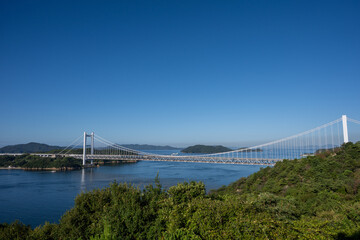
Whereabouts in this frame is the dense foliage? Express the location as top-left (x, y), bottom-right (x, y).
top-left (0, 155), bottom-right (82, 169)
top-left (181, 144), bottom-right (232, 153)
top-left (1, 142), bottom-right (360, 239)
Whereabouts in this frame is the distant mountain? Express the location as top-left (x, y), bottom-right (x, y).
top-left (121, 144), bottom-right (181, 150)
top-left (0, 142), bottom-right (64, 153)
top-left (181, 145), bottom-right (232, 154)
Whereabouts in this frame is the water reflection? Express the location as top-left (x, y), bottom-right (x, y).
top-left (81, 168), bottom-right (85, 192)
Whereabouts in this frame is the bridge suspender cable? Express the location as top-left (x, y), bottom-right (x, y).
top-left (57, 135), bottom-right (83, 155)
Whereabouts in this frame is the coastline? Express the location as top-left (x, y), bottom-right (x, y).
top-left (0, 166), bottom-right (82, 171)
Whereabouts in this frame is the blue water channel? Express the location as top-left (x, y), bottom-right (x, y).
top-left (0, 154), bottom-right (262, 228)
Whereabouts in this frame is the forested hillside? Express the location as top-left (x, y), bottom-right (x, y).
top-left (0, 155), bottom-right (82, 170)
top-left (1, 142), bottom-right (360, 239)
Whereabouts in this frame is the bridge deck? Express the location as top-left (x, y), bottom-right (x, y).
top-left (63, 154), bottom-right (280, 165)
top-left (0, 153), bottom-right (281, 165)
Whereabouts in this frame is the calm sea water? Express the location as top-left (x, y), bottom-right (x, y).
top-left (0, 150), bottom-right (262, 227)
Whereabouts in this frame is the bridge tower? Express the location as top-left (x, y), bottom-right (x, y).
top-left (83, 132), bottom-right (94, 165)
top-left (342, 115), bottom-right (349, 143)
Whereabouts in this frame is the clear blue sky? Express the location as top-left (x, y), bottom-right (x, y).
top-left (1, 0), bottom-right (359, 147)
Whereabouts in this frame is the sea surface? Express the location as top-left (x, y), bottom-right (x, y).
top-left (0, 150), bottom-right (262, 227)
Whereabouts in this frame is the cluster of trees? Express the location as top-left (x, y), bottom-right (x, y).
top-left (1, 142), bottom-right (360, 239)
top-left (0, 155), bottom-right (82, 170)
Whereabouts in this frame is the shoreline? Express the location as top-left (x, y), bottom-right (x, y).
top-left (0, 166), bottom-right (83, 171)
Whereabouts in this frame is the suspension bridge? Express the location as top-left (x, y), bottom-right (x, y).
top-left (54, 115), bottom-right (360, 166)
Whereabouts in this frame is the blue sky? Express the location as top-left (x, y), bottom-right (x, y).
top-left (1, 0), bottom-right (359, 147)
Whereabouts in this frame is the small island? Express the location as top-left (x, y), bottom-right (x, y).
top-left (181, 145), bottom-right (232, 154)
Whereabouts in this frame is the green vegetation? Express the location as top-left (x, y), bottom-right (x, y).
top-left (1, 142), bottom-right (360, 239)
top-left (181, 144), bottom-right (232, 153)
top-left (0, 142), bottom-right (64, 153)
top-left (0, 155), bottom-right (82, 170)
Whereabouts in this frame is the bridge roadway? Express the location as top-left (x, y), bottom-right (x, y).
top-left (65, 154), bottom-right (279, 165)
top-left (0, 153), bottom-right (280, 165)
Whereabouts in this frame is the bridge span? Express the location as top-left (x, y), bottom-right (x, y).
top-left (57, 115), bottom-right (360, 166)
top-left (63, 154), bottom-right (280, 165)
top-left (0, 153), bottom-right (282, 165)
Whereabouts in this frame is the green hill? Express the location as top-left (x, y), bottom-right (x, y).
top-left (0, 142), bottom-right (63, 153)
top-left (181, 144), bottom-right (232, 153)
top-left (213, 143), bottom-right (360, 199)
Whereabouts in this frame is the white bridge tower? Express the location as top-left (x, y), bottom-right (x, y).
top-left (342, 115), bottom-right (349, 144)
top-left (83, 132), bottom-right (94, 165)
